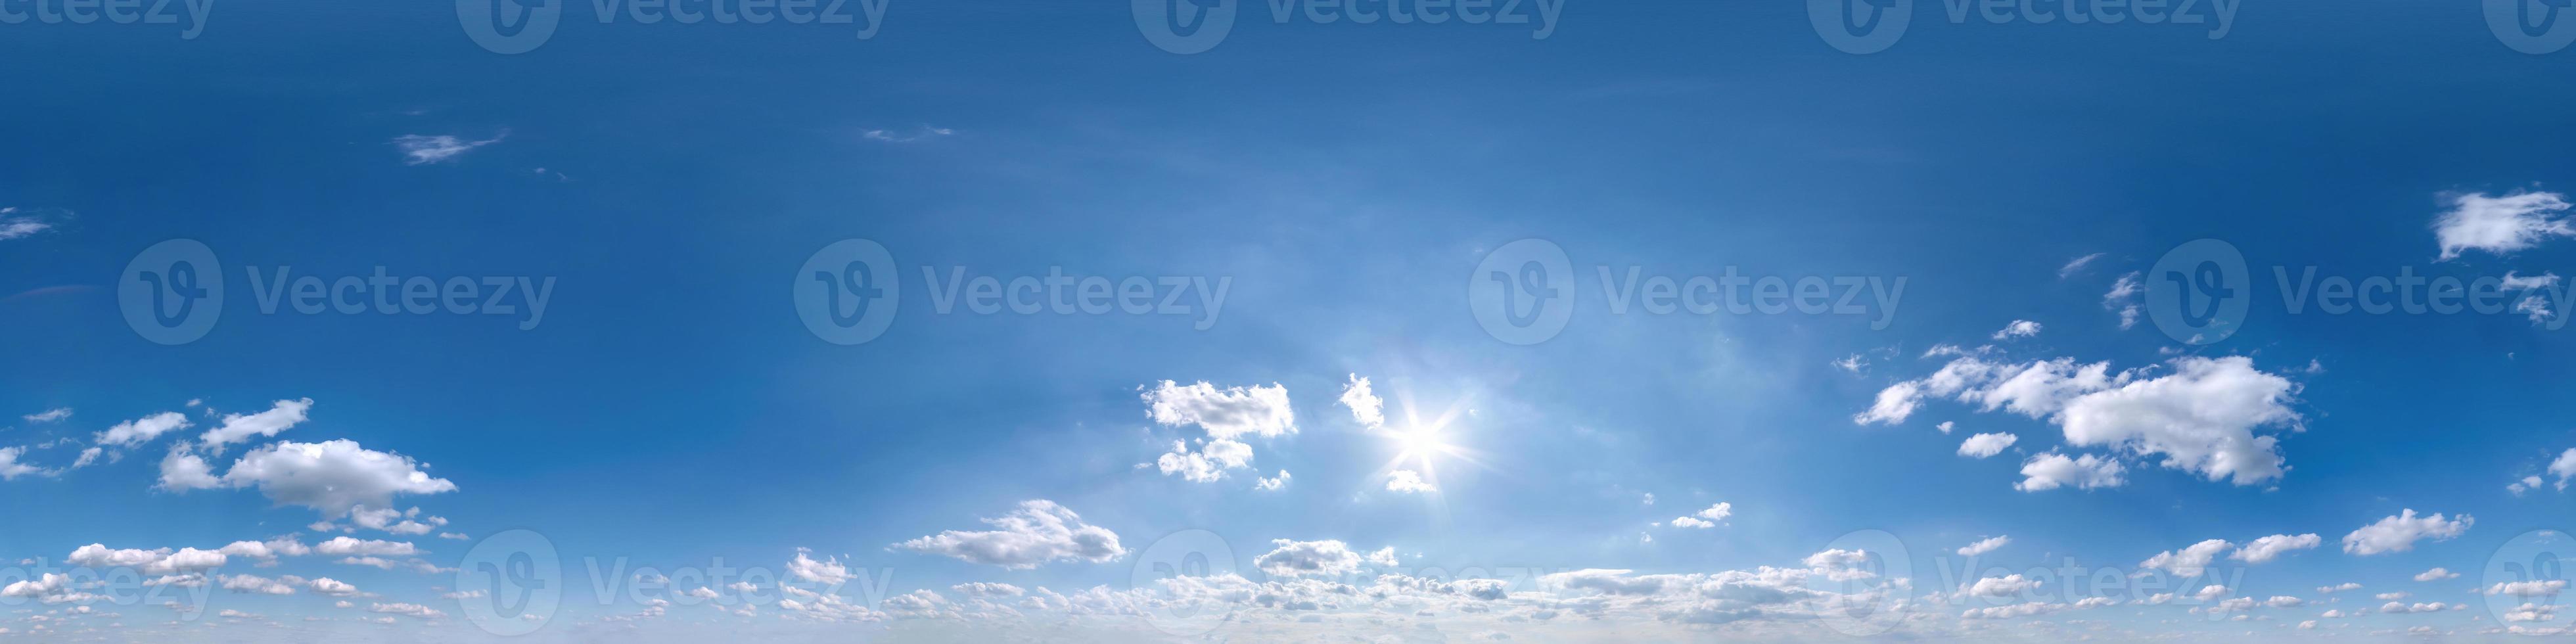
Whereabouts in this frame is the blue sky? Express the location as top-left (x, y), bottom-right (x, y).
top-left (3, 0), bottom-right (2576, 641)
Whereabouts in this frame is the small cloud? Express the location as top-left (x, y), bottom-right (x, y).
top-left (2059, 252), bottom-right (2106, 278)
top-left (393, 132), bottom-right (507, 166)
top-left (862, 126), bottom-right (955, 143)
top-left (0, 207), bottom-right (68, 241)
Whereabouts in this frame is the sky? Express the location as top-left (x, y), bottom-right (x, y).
top-left (3, 0), bottom-right (2576, 641)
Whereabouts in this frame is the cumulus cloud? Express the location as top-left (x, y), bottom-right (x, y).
top-left (97, 411), bottom-right (191, 448)
top-left (1956, 536), bottom-right (2010, 557)
top-left (1255, 540), bottom-right (1392, 578)
top-left (1862, 356), bottom-right (2301, 486)
top-left (892, 500), bottom-right (1126, 569)
top-left (2015, 453), bottom-right (2125, 492)
top-left (1339, 375), bottom-right (1385, 429)
top-left (166, 439), bottom-right (457, 518)
top-left (66, 544), bottom-right (227, 574)
top-left (22, 407), bottom-right (71, 423)
top-left (197, 398), bottom-right (313, 450)
top-left (1958, 432), bottom-right (2017, 459)
top-left (0, 208), bottom-right (61, 241)
top-left (1254, 470), bottom-right (1291, 491)
top-left (2433, 191), bottom-right (2573, 260)
top-left (1385, 469), bottom-right (1437, 494)
top-left (1991, 320), bottom-right (2042, 340)
top-left (1670, 502), bottom-right (1732, 528)
top-left (2342, 509), bottom-right (2472, 556)
top-left (2231, 534), bottom-right (2321, 564)
top-left (1144, 380), bottom-right (1294, 482)
top-left (2413, 567), bottom-right (2460, 582)
top-left (2138, 539), bottom-right (2232, 577)
top-left (1145, 380), bottom-right (1295, 440)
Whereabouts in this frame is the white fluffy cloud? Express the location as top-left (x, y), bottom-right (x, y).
top-left (2341, 509), bottom-right (2472, 556)
top-left (2138, 539), bottom-right (2232, 576)
top-left (892, 500), bottom-right (1127, 569)
top-left (1144, 380), bottom-right (1294, 482)
top-left (2056, 357), bottom-right (2300, 485)
top-left (1670, 503), bottom-right (1732, 529)
top-left (1385, 469), bottom-right (1436, 494)
top-left (198, 398), bottom-right (313, 449)
top-left (96, 411), bottom-right (190, 448)
top-left (1991, 320), bottom-right (2042, 340)
top-left (66, 544), bottom-right (227, 574)
top-left (2433, 191), bottom-right (2573, 260)
top-left (164, 439), bottom-right (457, 518)
top-left (1155, 439), bottom-right (1251, 483)
top-left (2231, 534), bottom-right (2320, 564)
top-left (1862, 356), bottom-right (2300, 486)
top-left (1144, 380), bottom-right (1295, 440)
top-left (1339, 374), bottom-right (1384, 429)
top-left (313, 537), bottom-right (420, 557)
top-left (2414, 567), bottom-right (2461, 582)
top-left (1255, 540), bottom-right (1394, 578)
top-left (2015, 453), bottom-right (2125, 492)
top-left (1956, 536), bottom-right (2010, 557)
top-left (1958, 432), bottom-right (2017, 459)
top-left (20, 407), bottom-right (70, 423)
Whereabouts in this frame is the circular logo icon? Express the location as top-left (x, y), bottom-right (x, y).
top-left (2144, 239), bottom-right (2249, 346)
top-left (457, 529), bottom-right (563, 635)
top-left (2481, 529), bottom-right (2571, 624)
top-left (794, 239), bottom-right (902, 346)
top-left (2487, 0), bottom-right (2576, 54)
top-left (1808, 0), bottom-right (1912, 55)
top-left (118, 239), bottom-right (224, 346)
top-left (1812, 529), bottom-right (1913, 637)
top-left (457, 0), bottom-right (564, 55)
top-left (1130, 529), bottom-right (1237, 636)
top-left (1468, 239), bottom-right (1575, 346)
top-left (1133, 0), bottom-right (1237, 55)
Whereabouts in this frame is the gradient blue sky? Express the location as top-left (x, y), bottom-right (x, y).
top-left (2, 0), bottom-right (2575, 641)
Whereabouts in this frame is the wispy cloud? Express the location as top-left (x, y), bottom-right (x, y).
top-left (392, 132), bottom-right (507, 166)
